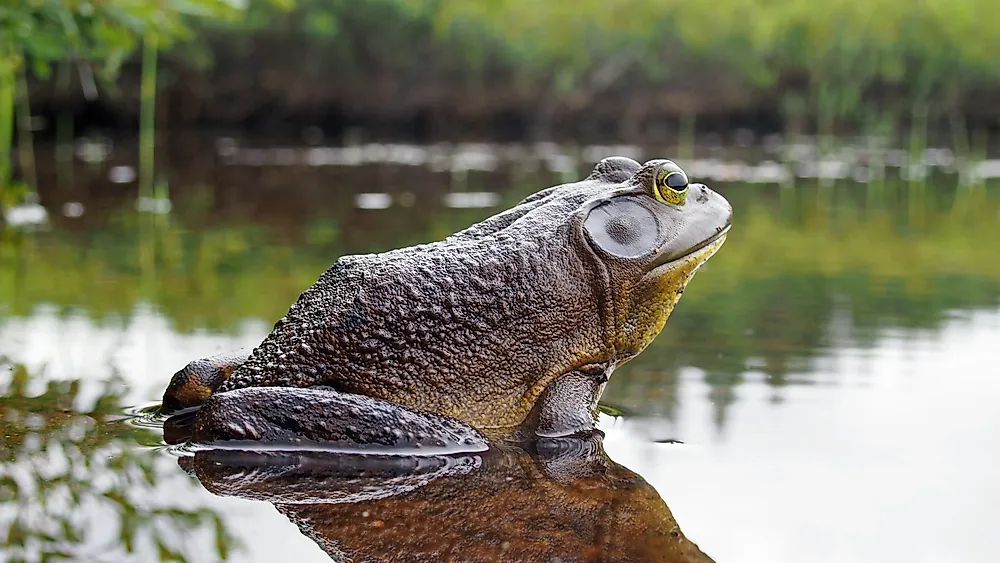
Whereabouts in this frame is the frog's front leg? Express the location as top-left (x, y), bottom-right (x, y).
top-left (189, 386), bottom-right (489, 454)
top-left (161, 351), bottom-right (251, 414)
top-left (521, 366), bottom-right (610, 439)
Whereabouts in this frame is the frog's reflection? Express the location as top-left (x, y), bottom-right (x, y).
top-left (180, 432), bottom-right (714, 562)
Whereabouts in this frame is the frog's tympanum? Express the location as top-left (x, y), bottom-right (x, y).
top-left (161, 157), bottom-right (731, 448)
top-left (181, 433), bottom-right (715, 562)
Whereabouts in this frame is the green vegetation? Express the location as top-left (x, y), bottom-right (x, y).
top-left (429, 0), bottom-right (1000, 150)
top-left (201, 0), bottom-right (1000, 132)
top-left (4, 0), bottom-right (1000, 161)
top-left (609, 181), bottom-right (1000, 423)
top-left (423, 0), bottom-right (1000, 107)
top-left (0, 0), bottom-right (242, 195)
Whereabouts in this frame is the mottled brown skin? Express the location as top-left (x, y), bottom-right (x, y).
top-left (162, 156), bottom-right (732, 446)
top-left (161, 351), bottom-right (248, 413)
top-left (182, 434), bottom-right (716, 562)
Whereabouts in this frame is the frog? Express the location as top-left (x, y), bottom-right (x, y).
top-left (161, 157), bottom-right (732, 449)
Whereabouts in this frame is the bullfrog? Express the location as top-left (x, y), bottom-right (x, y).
top-left (161, 157), bottom-right (731, 448)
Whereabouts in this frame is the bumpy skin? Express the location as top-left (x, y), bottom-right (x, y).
top-left (161, 351), bottom-right (250, 413)
top-left (164, 156), bottom-right (732, 445)
top-left (182, 434), bottom-right (716, 562)
top-left (190, 387), bottom-right (488, 453)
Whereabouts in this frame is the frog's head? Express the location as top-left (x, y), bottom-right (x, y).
top-left (574, 157), bottom-right (731, 364)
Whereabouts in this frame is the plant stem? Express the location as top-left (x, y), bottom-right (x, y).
top-left (865, 108), bottom-right (884, 207)
top-left (14, 63), bottom-right (37, 189)
top-left (0, 57), bottom-right (14, 189)
top-left (908, 102), bottom-right (928, 183)
top-left (56, 111), bottom-right (74, 192)
top-left (907, 102), bottom-right (928, 228)
top-left (817, 86), bottom-right (836, 188)
top-left (55, 60), bottom-right (75, 192)
top-left (969, 127), bottom-right (988, 190)
top-left (949, 111), bottom-right (978, 188)
top-left (139, 34), bottom-right (158, 200)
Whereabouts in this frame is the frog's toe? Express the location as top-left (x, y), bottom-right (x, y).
top-left (161, 351), bottom-right (249, 414)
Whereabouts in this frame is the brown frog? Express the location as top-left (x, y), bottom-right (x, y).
top-left (161, 157), bottom-right (732, 449)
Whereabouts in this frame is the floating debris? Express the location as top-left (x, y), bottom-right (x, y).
top-left (75, 136), bottom-right (112, 163)
top-left (797, 159), bottom-right (852, 180)
top-left (355, 192), bottom-right (392, 209)
top-left (109, 165), bottom-right (136, 184)
top-left (748, 161), bottom-right (792, 184)
top-left (971, 160), bottom-right (1000, 180)
top-left (443, 192), bottom-right (501, 208)
top-left (450, 145), bottom-right (499, 172)
top-left (216, 136), bottom-right (239, 159)
top-left (209, 136), bottom-right (998, 186)
top-left (3, 202), bottom-right (48, 226)
top-left (62, 202), bottom-right (85, 217)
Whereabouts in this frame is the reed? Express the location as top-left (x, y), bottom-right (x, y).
top-left (0, 57), bottom-right (13, 190)
top-left (55, 61), bottom-right (74, 192)
top-left (14, 63), bottom-right (36, 190)
top-left (139, 35), bottom-right (158, 202)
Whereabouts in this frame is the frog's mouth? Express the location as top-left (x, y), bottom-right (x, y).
top-left (647, 223), bottom-right (731, 272)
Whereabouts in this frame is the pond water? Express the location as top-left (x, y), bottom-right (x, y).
top-left (2, 136), bottom-right (999, 562)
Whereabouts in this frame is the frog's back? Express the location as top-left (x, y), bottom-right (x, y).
top-left (219, 212), bottom-right (608, 428)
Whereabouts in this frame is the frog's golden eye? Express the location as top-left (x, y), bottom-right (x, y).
top-left (653, 168), bottom-right (689, 205)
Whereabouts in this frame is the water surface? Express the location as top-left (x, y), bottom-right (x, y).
top-left (2, 137), bottom-right (999, 562)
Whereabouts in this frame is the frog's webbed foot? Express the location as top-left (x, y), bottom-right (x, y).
top-left (161, 351), bottom-right (251, 414)
top-left (187, 386), bottom-right (489, 454)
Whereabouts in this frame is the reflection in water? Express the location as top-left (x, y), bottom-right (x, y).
top-left (182, 433), bottom-right (713, 562)
top-left (0, 360), bottom-right (235, 562)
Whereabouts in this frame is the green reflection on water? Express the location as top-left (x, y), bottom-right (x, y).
top-left (0, 358), bottom-right (236, 562)
top-left (605, 182), bottom-right (1000, 422)
top-left (1, 163), bottom-right (999, 561)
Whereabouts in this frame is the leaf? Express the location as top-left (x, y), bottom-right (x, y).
top-left (23, 32), bottom-right (69, 64)
top-left (214, 515), bottom-right (231, 560)
top-left (155, 534), bottom-right (185, 561)
top-left (60, 518), bottom-right (81, 544)
top-left (29, 57), bottom-right (51, 79)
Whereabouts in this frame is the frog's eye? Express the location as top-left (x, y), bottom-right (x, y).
top-left (653, 168), bottom-right (689, 206)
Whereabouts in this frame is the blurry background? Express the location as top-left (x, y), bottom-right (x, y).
top-left (1, 1), bottom-right (999, 562)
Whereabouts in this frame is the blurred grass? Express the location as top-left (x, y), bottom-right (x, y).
top-left (226, 0), bottom-right (1000, 124)
top-left (4, 0), bottom-right (1000, 146)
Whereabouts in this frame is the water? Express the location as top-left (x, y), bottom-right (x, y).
top-left (2, 136), bottom-right (1000, 562)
